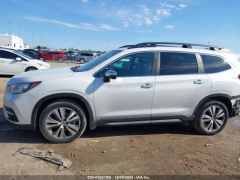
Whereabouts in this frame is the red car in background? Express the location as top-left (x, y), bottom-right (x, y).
top-left (38, 51), bottom-right (66, 61)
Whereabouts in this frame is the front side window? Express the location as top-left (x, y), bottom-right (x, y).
top-left (101, 52), bottom-right (154, 77)
top-left (0, 50), bottom-right (18, 59)
top-left (160, 52), bottom-right (198, 75)
top-left (201, 55), bottom-right (231, 73)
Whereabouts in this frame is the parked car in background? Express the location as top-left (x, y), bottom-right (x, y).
top-left (67, 51), bottom-right (79, 61)
top-left (77, 52), bottom-right (96, 64)
top-left (22, 49), bottom-right (40, 59)
top-left (38, 51), bottom-right (66, 62)
top-left (0, 48), bottom-right (49, 75)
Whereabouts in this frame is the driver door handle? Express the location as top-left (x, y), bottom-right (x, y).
top-left (141, 83), bottom-right (153, 89)
top-left (193, 79), bottom-right (204, 85)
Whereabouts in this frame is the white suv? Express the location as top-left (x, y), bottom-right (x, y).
top-left (0, 48), bottom-right (49, 75)
top-left (3, 42), bottom-right (240, 143)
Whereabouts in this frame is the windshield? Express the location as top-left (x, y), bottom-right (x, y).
top-left (14, 50), bottom-right (33, 60)
top-left (74, 50), bottom-right (122, 72)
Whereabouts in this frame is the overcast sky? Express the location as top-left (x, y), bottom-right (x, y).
top-left (0, 0), bottom-right (239, 53)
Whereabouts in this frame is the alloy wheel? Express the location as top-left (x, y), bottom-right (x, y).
top-left (45, 107), bottom-right (81, 140)
top-left (200, 105), bottom-right (226, 133)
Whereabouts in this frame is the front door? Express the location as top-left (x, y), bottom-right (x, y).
top-left (93, 52), bottom-right (156, 123)
top-left (0, 50), bottom-right (24, 75)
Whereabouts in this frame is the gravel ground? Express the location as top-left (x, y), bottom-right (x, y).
top-left (0, 62), bottom-right (239, 175)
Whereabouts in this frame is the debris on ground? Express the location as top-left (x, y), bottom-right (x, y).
top-left (238, 158), bottom-right (240, 162)
top-left (14, 147), bottom-right (72, 171)
top-left (204, 143), bottom-right (214, 147)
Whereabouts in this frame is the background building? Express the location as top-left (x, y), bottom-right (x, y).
top-left (0, 33), bottom-right (29, 49)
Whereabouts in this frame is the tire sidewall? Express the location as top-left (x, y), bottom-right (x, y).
top-left (195, 101), bottom-right (229, 135)
top-left (79, 58), bottom-right (85, 64)
top-left (39, 101), bottom-right (87, 143)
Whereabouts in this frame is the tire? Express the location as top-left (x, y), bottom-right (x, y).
top-left (39, 100), bottom-right (87, 143)
top-left (58, 58), bottom-right (63, 62)
top-left (193, 100), bottom-right (229, 135)
top-left (25, 67), bottom-right (38, 72)
top-left (79, 58), bottom-right (86, 64)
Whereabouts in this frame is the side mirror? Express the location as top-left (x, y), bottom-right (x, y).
top-left (104, 70), bottom-right (117, 82)
top-left (16, 57), bottom-right (22, 61)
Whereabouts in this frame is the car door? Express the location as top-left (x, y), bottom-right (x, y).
top-left (93, 52), bottom-right (156, 123)
top-left (0, 50), bottom-right (25, 75)
top-left (152, 52), bottom-right (211, 120)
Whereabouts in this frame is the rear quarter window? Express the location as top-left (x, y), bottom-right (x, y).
top-left (201, 55), bottom-right (231, 73)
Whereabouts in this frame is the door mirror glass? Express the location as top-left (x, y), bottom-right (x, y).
top-left (16, 57), bottom-right (22, 61)
top-left (104, 70), bottom-right (117, 82)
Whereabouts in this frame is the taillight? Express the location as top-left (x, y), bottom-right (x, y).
top-left (238, 74), bottom-right (240, 80)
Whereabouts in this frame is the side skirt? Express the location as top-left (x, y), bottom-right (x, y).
top-left (97, 115), bottom-right (194, 127)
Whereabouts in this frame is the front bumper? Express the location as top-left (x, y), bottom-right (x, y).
top-left (3, 92), bottom-right (38, 130)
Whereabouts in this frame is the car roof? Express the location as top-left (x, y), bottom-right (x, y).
top-left (0, 48), bottom-right (15, 52)
top-left (118, 42), bottom-right (237, 58)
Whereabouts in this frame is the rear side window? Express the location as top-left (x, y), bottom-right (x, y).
top-left (160, 52), bottom-right (198, 75)
top-left (201, 55), bottom-right (231, 73)
top-left (81, 53), bottom-right (93, 56)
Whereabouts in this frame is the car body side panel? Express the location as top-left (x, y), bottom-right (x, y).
top-left (4, 71), bottom-right (96, 127)
top-left (0, 57), bottom-right (25, 74)
top-left (93, 76), bottom-right (155, 121)
top-left (152, 74), bottom-right (211, 117)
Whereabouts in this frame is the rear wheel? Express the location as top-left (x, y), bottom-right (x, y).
top-left (79, 58), bottom-right (85, 64)
top-left (193, 100), bottom-right (229, 135)
top-left (39, 100), bottom-right (87, 143)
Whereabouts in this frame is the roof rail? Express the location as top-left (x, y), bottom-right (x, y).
top-left (120, 42), bottom-right (224, 51)
top-left (119, 45), bottom-right (135, 48)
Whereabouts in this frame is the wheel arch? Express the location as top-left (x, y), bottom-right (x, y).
top-left (193, 93), bottom-right (233, 117)
top-left (31, 93), bottom-right (95, 130)
top-left (25, 66), bottom-right (38, 72)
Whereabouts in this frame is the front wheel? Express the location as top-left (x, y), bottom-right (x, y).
top-left (39, 100), bottom-right (87, 143)
top-left (193, 100), bottom-right (229, 135)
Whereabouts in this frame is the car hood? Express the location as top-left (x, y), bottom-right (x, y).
top-left (9, 67), bottom-right (74, 84)
top-left (30, 59), bottom-right (50, 67)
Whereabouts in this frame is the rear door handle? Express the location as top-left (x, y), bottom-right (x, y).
top-left (193, 79), bottom-right (204, 85)
top-left (141, 83), bottom-right (153, 89)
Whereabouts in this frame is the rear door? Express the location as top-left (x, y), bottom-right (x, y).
top-left (152, 52), bottom-right (211, 119)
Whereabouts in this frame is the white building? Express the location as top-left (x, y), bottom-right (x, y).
top-left (0, 33), bottom-right (29, 50)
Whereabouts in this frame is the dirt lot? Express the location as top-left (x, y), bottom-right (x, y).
top-left (0, 62), bottom-right (240, 175)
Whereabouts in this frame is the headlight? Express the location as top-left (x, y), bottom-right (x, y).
top-left (37, 63), bottom-right (43, 66)
top-left (37, 63), bottom-right (49, 67)
top-left (7, 82), bottom-right (41, 94)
